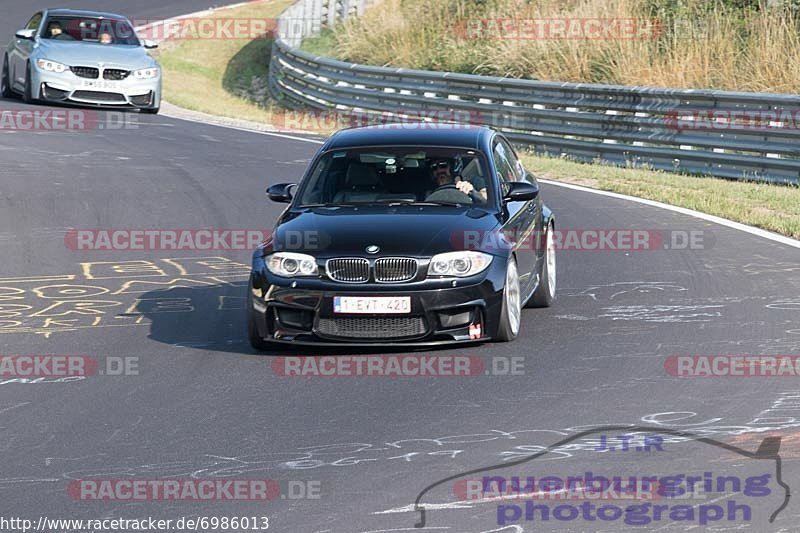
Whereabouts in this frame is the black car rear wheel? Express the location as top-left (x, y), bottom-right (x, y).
top-left (495, 256), bottom-right (521, 342)
top-left (1, 55), bottom-right (15, 98)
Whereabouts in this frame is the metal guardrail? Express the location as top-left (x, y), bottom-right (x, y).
top-left (269, 0), bottom-right (800, 185)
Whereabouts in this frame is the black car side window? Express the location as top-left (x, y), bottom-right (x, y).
top-left (26, 12), bottom-right (43, 32)
top-left (493, 140), bottom-right (516, 196)
top-left (499, 138), bottom-right (525, 181)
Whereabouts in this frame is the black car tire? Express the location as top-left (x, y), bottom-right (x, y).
top-left (1, 55), bottom-right (14, 98)
top-left (494, 256), bottom-right (521, 342)
top-left (248, 315), bottom-right (273, 351)
top-left (526, 222), bottom-right (556, 308)
top-left (141, 106), bottom-right (159, 115)
top-left (247, 293), bottom-right (275, 351)
top-left (22, 62), bottom-right (34, 104)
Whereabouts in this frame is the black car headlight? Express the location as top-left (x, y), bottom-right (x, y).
top-left (266, 252), bottom-right (318, 277)
top-left (428, 251), bottom-right (492, 278)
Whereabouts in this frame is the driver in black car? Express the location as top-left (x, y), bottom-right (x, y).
top-left (428, 158), bottom-right (487, 200)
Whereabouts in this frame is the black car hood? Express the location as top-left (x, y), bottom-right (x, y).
top-left (272, 205), bottom-right (503, 257)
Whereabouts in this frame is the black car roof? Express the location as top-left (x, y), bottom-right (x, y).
top-left (324, 124), bottom-right (495, 151)
top-left (45, 8), bottom-right (129, 20)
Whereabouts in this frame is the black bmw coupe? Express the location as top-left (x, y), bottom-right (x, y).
top-left (248, 124), bottom-right (555, 347)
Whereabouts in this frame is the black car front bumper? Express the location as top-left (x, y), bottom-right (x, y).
top-left (249, 259), bottom-right (507, 346)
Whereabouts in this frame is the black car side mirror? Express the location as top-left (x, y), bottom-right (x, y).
top-left (266, 183), bottom-right (296, 203)
top-left (143, 39), bottom-right (159, 49)
top-left (502, 181), bottom-right (539, 203)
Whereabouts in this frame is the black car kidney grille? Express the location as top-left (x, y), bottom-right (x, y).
top-left (103, 69), bottom-right (130, 80)
top-left (326, 257), bottom-right (418, 283)
top-left (317, 317), bottom-right (427, 339)
top-left (70, 66), bottom-right (99, 79)
top-left (375, 257), bottom-right (417, 282)
top-left (326, 258), bottom-right (370, 282)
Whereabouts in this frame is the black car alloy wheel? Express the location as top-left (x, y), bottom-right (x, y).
top-left (495, 256), bottom-right (521, 341)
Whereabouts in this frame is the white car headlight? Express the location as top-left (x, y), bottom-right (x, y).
top-left (267, 252), bottom-right (318, 277)
top-left (36, 59), bottom-right (67, 73)
top-left (133, 67), bottom-right (160, 80)
top-left (428, 251), bottom-right (493, 278)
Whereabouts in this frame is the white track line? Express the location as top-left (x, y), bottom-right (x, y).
top-left (158, 111), bottom-right (326, 144)
top-left (538, 178), bottom-right (800, 250)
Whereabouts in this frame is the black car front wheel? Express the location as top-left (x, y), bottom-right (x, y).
top-left (1, 55), bottom-right (14, 99)
top-left (248, 315), bottom-right (272, 351)
top-left (526, 221), bottom-right (556, 308)
top-left (247, 293), bottom-right (275, 351)
top-left (494, 256), bottom-right (521, 342)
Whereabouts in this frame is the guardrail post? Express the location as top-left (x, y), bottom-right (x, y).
top-left (323, 0), bottom-right (336, 26)
top-left (311, 0), bottom-right (322, 35)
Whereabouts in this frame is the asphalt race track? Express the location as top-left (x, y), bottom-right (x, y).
top-left (1, 1), bottom-right (800, 532)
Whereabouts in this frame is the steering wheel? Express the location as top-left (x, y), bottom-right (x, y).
top-left (467, 189), bottom-right (485, 203)
top-left (425, 184), bottom-right (473, 203)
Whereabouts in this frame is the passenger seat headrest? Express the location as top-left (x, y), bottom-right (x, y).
top-left (346, 163), bottom-right (379, 186)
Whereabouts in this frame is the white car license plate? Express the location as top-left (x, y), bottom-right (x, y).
top-left (333, 296), bottom-right (411, 314)
top-left (82, 80), bottom-right (118, 90)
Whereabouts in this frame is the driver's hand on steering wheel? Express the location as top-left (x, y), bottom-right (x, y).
top-left (456, 179), bottom-right (487, 200)
top-left (455, 179), bottom-right (474, 195)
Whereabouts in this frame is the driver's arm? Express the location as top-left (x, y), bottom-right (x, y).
top-left (455, 178), bottom-right (487, 200)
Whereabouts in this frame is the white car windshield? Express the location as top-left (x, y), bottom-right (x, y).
top-left (42, 16), bottom-right (140, 46)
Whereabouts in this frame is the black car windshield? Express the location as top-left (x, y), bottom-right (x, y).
top-left (297, 146), bottom-right (494, 207)
top-left (42, 16), bottom-right (141, 46)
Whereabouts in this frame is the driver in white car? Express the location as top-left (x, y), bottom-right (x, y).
top-left (429, 158), bottom-right (487, 200)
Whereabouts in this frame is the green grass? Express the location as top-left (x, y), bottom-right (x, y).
top-left (317, 0), bottom-right (800, 93)
top-left (300, 28), bottom-right (338, 56)
top-left (154, 0), bottom-right (294, 120)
